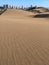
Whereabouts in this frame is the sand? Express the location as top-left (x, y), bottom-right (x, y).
top-left (0, 9), bottom-right (49, 65)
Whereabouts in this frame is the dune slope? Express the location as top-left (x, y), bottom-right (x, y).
top-left (0, 9), bottom-right (49, 65)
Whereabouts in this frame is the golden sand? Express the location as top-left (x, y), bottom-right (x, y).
top-left (0, 9), bottom-right (49, 65)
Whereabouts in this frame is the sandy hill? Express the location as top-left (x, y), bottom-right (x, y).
top-left (0, 9), bottom-right (49, 65)
top-left (35, 7), bottom-right (48, 12)
top-left (2, 9), bottom-right (33, 17)
top-left (27, 7), bottom-right (49, 13)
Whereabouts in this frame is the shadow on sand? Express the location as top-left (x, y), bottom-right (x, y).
top-left (33, 14), bottom-right (49, 18)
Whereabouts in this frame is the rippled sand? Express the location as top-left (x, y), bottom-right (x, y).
top-left (0, 9), bottom-right (49, 65)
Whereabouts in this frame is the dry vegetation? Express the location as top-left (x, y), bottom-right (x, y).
top-left (0, 9), bottom-right (49, 65)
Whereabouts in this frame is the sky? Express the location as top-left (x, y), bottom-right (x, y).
top-left (0, 0), bottom-right (49, 7)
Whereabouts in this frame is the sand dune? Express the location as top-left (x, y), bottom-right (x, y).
top-left (2, 9), bottom-right (33, 17)
top-left (0, 9), bottom-right (49, 65)
top-left (34, 7), bottom-right (48, 12)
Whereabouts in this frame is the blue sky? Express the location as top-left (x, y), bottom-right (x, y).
top-left (0, 0), bottom-right (49, 7)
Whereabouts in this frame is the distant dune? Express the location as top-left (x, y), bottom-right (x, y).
top-left (0, 9), bottom-right (49, 65)
top-left (34, 7), bottom-right (49, 12)
top-left (26, 7), bottom-right (49, 14)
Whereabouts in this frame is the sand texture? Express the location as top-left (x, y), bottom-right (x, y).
top-left (0, 9), bottom-right (49, 65)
